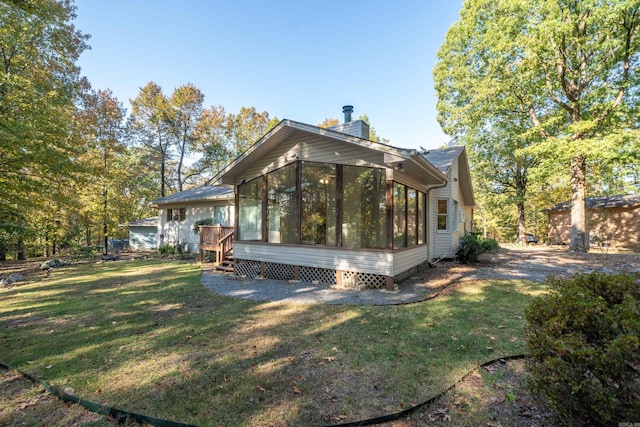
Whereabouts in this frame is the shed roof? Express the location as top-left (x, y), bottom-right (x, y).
top-left (550, 193), bottom-right (640, 211)
top-left (128, 217), bottom-right (157, 227)
top-left (151, 185), bottom-right (234, 206)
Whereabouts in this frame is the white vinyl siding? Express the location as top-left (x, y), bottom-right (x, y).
top-left (234, 242), bottom-right (393, 276)
top-left (392, 246), bottom-right (428, 276)
top-left (237, 135), bottom-right (388, 185)
top-left (158, 201), bottom-right (234, 253)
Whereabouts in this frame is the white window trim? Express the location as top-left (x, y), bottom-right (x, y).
top-left (437, 198), bottom-right (449, 233)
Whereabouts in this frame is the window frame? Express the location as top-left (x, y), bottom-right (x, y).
top-left (236, 161), bottom-right (427, 250)
top-left (166, 207), bottom-right (186, 222)
top-left (437, 198), bottom-right (449, 232)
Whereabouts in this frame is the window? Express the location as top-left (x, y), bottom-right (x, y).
top-left (437, 199), bottom-right (448, 231)
top-left (452, 200), bottom-right (459, 231)
top-left (214, 205), bottom-right (231, 226)
top-left (166, 208), bottom-right (186, 222)
top-left (393, 183), bottom-right (406, 248)
top-left (418, 192), bottom-right (425, 244)
top-left (267, 163), bottom-right (297, 244)
top-left (238, 177), bottom-right (263, 240)
top-left (407, 188), bottom-right (417, 246)
top-left (342, 166), bottom-right (385, 248)
top-left (301, 162), bottom-right (336, 246)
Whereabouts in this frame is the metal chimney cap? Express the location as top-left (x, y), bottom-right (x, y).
top-left (342, 105), bottom-right (354, 123)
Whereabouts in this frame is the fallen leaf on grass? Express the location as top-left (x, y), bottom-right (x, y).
top-left (428, 408), bottom-right (451, 422)
top-left (293, 385), bottom-right (302, 394)
top-left (255, 385), bottom-right (266, 392)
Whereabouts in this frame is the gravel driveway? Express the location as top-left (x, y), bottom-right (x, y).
top-left (201, 246), bottom-right (640, 306)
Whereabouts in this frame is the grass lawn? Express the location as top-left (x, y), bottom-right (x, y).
top-left (0, 260), bottom-right (546, 426)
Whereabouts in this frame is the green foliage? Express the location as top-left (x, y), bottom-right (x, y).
top-left (525, 273), bottom-right (640, 426)
top-left (456, 233), bottom-right (500, 263)
top-left (158, 241), bottom-right (189, 255)
top-left (435, 0), bottom-right (640, 252)
top-left (158, 243), bottom-right (176, 255)
top-left (193, 218), bottom-right (213, 234)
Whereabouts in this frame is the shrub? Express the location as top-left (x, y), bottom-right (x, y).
top-left (525, 273), bottom-right (640, 426)
top-left (193, 218), bottom-right (214, 234)
top-left (158, 244), bottom-right (176, 255)
top-left (455, 233), bottom-right (499, 263)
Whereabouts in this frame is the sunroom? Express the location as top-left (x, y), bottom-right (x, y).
top-left (213, 117), bottom-right (448, 290)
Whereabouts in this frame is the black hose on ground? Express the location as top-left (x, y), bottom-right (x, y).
top-left (322, 354), bottom-right (529, 427)
top-left (1, 354), bottom-right (528, 427)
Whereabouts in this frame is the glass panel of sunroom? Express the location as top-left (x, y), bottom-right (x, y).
top-left (342, 166), bottom-right (385, 248)
top-left (418, 192), bottom-right (425, 244)
top-left (238, 177), bottom-right (263, 240)
top-left (393, 182), bottom-right (406, 249)
top-left (267, 163), bottom-right (297, 244)
top-left (407, 188), bottom-right (417, 246)
top-left (301, 162), bottom-right (336, 246)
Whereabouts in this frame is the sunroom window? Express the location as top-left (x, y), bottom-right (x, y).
top-left (342, 166), bottom-right (386, 248)
top-left (301, 162), bottom-right (336, 246)
top-left (267, 163), bottom-right (297, 244)
top-left (238, 177), bottom-right (263, 240)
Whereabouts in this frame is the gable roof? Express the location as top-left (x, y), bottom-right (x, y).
top-left (550, 193), bottom-right (640, 211)
top-left (151, 184), bottom-right (234, 206)
top-left (423, 146), bottom-right (464, 173)
top-left (423, 146), bottom-right (475, 206)
top-left (128, 217), bottom-right (157, 227)
top-left (212, 119), bottom-right (448, 187)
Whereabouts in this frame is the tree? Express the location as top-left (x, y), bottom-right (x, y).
top-left (77, 89), bottom-right (126, 254)
top-left (168, 83), bottom-right (204, 192)
top-left (435, 0), bottom-right (639, 252)
top-left (129, 82), bottom-right (172, 197)
top-left (318, 118), bottom-right (340, 128)
top-left (193, 106), bottom-right (277, 182)
top-left (0, 0), bottom-right (89, 258)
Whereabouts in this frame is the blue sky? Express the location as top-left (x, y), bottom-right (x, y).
top-left (74, 0), bottom-right (464, 151)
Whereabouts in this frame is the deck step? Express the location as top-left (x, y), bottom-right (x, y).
top-left (216, 264), bottom-right (234, 273)
top-left (215, 256), bottom-right (235, 273)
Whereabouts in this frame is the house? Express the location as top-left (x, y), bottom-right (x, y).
top-left (424, 146), bottom-right (475, 259)
top-left (151, 184), bottom-right (234, 253)
top-left (128, 217), bottom-right (158, 251)
top-left (211, 106), bottom-right (475, 290)
top-left (548, 193), bottom-right (640, 250)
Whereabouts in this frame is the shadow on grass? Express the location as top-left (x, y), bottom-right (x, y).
top-left (0, 260), bottom-right (546, 427)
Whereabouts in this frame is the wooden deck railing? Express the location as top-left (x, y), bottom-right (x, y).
top-left (199, 225), bottom-right (234, 263)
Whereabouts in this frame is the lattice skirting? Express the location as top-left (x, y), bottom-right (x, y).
top-left (234, 259), bottom-right (425, 290)
top-left (235, 259), bottom-right (260, 278)
top-left (340, 270), bottom-right (387, 290)
top-left (300, 266), bottom-right (336, 285)
top-left (393, 260), bottom-right (431, 284)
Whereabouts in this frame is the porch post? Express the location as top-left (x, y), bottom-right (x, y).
top-left (385, 276), bottom-right (395, 291)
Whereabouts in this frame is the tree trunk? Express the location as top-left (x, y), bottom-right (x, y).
top-left (517, 201), bottom-right (526, 243)
top-left (17, 236), bottom-right (25, 260)
top-left (569, 154), bottom-right (589, 252)
top-left (103, 187), bottom-right (108, 255)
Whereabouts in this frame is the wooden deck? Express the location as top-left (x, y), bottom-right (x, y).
top-left (199, 225), bottom-right (234, 264)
